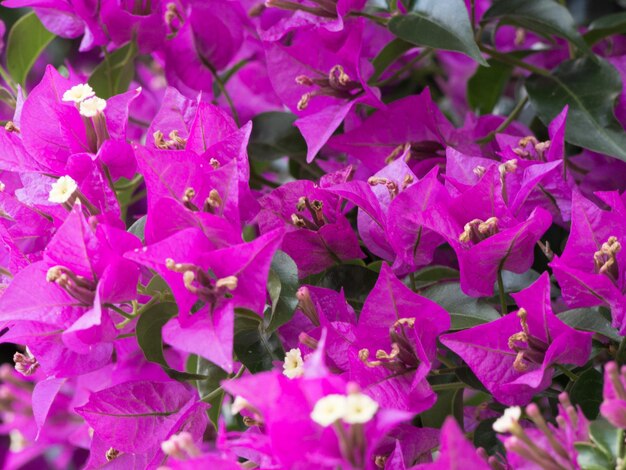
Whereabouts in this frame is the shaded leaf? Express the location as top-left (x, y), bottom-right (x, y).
top-left (473, 418), bottom-right (504, 456)
top-left (190, 356), bottom-right (228, 430)
top-left (248, 112), bottom-right (306, 161)
top-left (421, 282), bottom-right (499, 330)
top-left (482, 0), bottom-right (588, 52)
top-left (570, 368), bottom-right (603, 420)
top-left (558, 308), bottom-right (621, 341)
top-left (467, 59), bottom-right (512, 115)
top-left (525, 56), bottom-right (626, 161)
top-left (588, 419), bottom-right (619, 463)
top-left (128, 215), bottom-right (147, 241)
top-left (370, 38), bottom-right (415, 82)
top-left (266, 251), bottom-right (299, 332)
top-left (575, 442), bottom-right (612, 470)
top-left (388, 0), bottom-right (486, 65)
top-left (6, 12), bottom-right (55, 86)
top-left (584, 12), bottom-right (626, 45)
top-left (136, 302), bottom-right (207, 380)
top-left (234, 309), bottom-right (283, 373)
top-left (89, 41), bottom-right (137, 99)
top-left (316, 264), bottom-right (379, 310)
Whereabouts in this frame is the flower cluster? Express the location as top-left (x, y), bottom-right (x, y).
top-left (0, 0), bottom-right (625, 469)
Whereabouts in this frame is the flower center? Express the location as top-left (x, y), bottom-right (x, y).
top-left (358, 318), bottom-right (420, 373)
top-left (180, 187), bottom-right (223, 214)
top-left (154, 129), bottom-right (187, 150)
top-left (459, 217), bottom-right (500, 245)
top-left (513, 136), bottom-right (551, 161)
top-left (296, 65), bottom-right (362, 111)
top-left (46, 265), bottom-right (97, 305)
top-left (291, 196), bottom-right (326, 230)
top-left (166, 259), bottom-right (237, 310)
top-left (507, 308), bottom-right (548, 372)
top-left (594, 235), bottom-right (621, 283)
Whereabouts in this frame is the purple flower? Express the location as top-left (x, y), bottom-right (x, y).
top-left (441, 273), bottom-right (592, 405)
top-left (601, 361), bottom-right (626, 428)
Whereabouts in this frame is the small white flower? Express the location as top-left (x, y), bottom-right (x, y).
top-left (311, 394), bottom-right (347, 427)
top-left (48, 175), bottom-right (78, 203)
top-left (62, 83), bottom-right (95, 103)
top-left (282, 348), bottom-right (304, 379)
top-left (492, 406), bottom-right (522, 433)
top-left (231, 396), bottom-right (250, 415)
top-left (79, 96), bottom-right (107, 117)
top-left (9, 429), bottom-right (26, 452)
top-left (344, 393), bottom-right (378, 424)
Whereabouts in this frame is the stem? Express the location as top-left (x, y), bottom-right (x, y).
top-left (200, 365), bottom-right (246, 402)
top-left (203, 60), bottom-right (240, 127)
top-left (497, 269), bottom-right (508, 316)
top-left (0, 65), bottom-right (17, 94)
top-left (479, 44), bottom-right (552, 78)
top-left (371, 48), bottom-right (433, 87)
top-left (105, 303), bottom-right (135, 320)
top-left (555, 364), bottom-right (579, 382)
top-left (470, 0), bottom-right (476, 29)
top-left (348, 11), bottom-right (388, 26)
top-left (617, 336), bottom-right (626, 366)
top-left (431, 382), bottom-right (465, 392)
top-left (475, 96), bottom-right (529, 144)
top-left (409, 272), bottom-right (417, 291)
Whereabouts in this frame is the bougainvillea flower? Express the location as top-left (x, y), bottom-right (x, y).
top-left (441, 273), bottom-right (592, 405)
top-left (550, 190), bottom-right (626, 333)
top-left (75, 380), bottom-right (208, 462)
top-left (348, 263), bottom-right (449, 414)
top-left (257, 179), bottom-right (363, 276)
top-left (392, 165), bottom-right (551, 296)
top-left (0, 205), bottom-right (141, 354)
top-left (265, 19), bottom-right (381, 161)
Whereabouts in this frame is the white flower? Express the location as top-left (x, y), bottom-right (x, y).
top-left (492, 406), bottom-right (522, 433)
top-left (311, 394), bottom-right (347, 427)
top-left (231, 396), bottom-right (250, 415)
top-left (79, 96), bottom-right (107, 117)
top-left (48, 176), bottom-right (78, 203)
top-left (9, 430), bottom-right (26, 452)
top-left (282, 348), bottom-right (304, 379)
top-left (62, 83), bottom-right (95, 103)
top-left (344, 393), bottom-right (378, 424)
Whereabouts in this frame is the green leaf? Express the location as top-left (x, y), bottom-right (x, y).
top-left (482, 0), bottom-right (589, 53)
top-left (588, 419), bottom-right (620, 463)
top-left (387, 0), bottom-right (487, 66)
top-left (370, 38), bottom-right (415, 82)
top-left (421, 282), bottom-right (499, 330)
top-left (575, 442), bottom-right (612, 470)
top-left (569, 368), bottom-right (604, 419)
top-left (88, 41), bottom-right (137, 99)
top-left (419, 389), bottom-right (457, 428)
top-left (6, 12), bottom-right (55, 86)
top-left (525, 56), bottom-right (626, 162)
top-left (191, 356), bottom-right (228, 429)
top-left (412, 265), bottom-right (460, 286)
top-left (248, 112), bottom-right (306, 161)
top-left (136, 302), bottom-right (207, 380)
top-left (266, 251), bottom-right (299, 332)
top-left (467, 59), bottom-right (512, 115)
top-left (0, 87), bottom-right (16, 107)
top-left (584, 12), bottom-right (626, 45)
top-left (128, 215), bottom-right (147, 242)
top-left (455, 366), bottom-right (489, 393)
top-left (473, 418), bottom-right (504, 456)
top-left (500, 269), bottom-right (541, 293)
top-left (234, 309), bottom-right (283, 373)
top-left (316, 265), bottom-right (379, 310)
top-left (558, 308), bottom-right (621, 341)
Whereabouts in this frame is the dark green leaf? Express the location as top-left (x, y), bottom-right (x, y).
top-left (482, 0), bottom-right (589, 53)
top-left (455, 366), bottom-right (489, 393)
top-left (136, 302), bottom-right (207, 380)
top-left (569, 368), bottom-right (603, 420)
top-left (128, 215), bottom-right (147, 241)
top-left (525, 56), bottom-right (626, 161)
top-left (473, 418), bottom-right (504, 456)
top-left (558, 308), bottom-right (621, 341)
top-left (6, 12), bottom-right (55, 86)
top-left (419, 389), bottom-right (457, 428)
top-left (575, 442), bottom-right (612, 470)
top-left (468, 59), bottom-right (512, 115)
top-left (144, 274), bottom-right (173, 298)
top-left (500, 269), bottom-right (541, 293)
top-left (370, 38), bottom-right (415, 82)
top-left (248, 112), bottom-right (306, 161)
top-left (89, 41), bottom-right (137, 99)
top-left (266, 251), bottom-right (299, 332)
top-left (584, 12), bottom-right (626, 45)
top-left (316, 265), bottom-right (379, 310)
top-left (412, 265), bottom-right (460, 285)
top-left (388, 0), bottom-right (487, 65)
top-left (234, 309), bottom-right (283, 373)
top-left (421, 282), bottom-right (499, 330)
top-left (588, 419), bottom-right (620, 462)
top-left (192, 356), bottom-right (228, 429)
